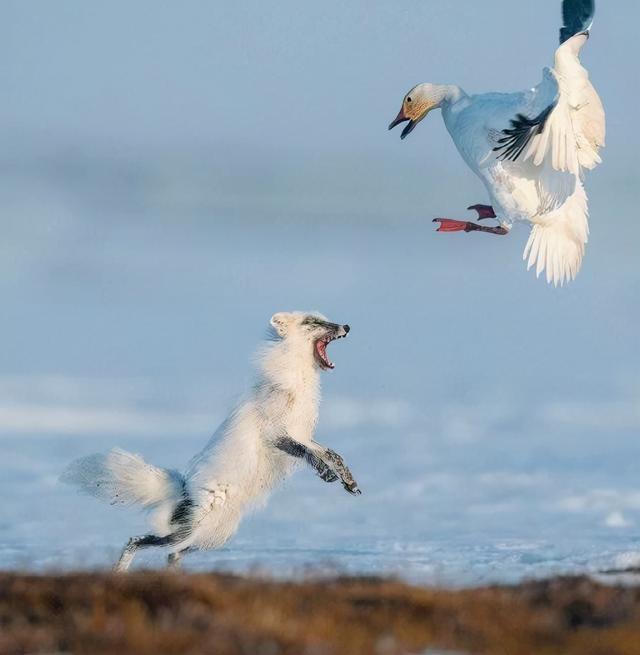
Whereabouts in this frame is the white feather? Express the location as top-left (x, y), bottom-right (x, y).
top-left (526, 35), bottom-right (605, 175)
top-left (523, 181), bottom-right (589, 287)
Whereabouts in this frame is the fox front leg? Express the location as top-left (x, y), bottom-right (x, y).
top-left (304, 439), bottom-right (361, 495)
top-left (320, 447), bottom-right (361, 495)
top-left (273, 435), bottom-right (360, 494)
top-left (273, 435), bottom-right (338, 483)
top-left (315, 459), bottom-right (340, 483)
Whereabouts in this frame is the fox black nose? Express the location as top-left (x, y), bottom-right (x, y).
top-left (343, 324), bottom-right (350, 334)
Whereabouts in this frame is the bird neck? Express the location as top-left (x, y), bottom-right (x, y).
top-left (436, 85), bottom-right (466, 107)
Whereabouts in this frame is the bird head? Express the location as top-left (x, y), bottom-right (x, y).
top-left (388, 83), bottom-right (444, 139)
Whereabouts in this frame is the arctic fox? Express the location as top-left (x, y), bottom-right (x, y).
top-left (61, 311), bottom-right (360, 571)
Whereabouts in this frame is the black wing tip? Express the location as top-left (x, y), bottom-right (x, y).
top-left (493, 103), bottom-right (555, 163)
top-left (559, 0), bottom-right (595, 44)
top-left (559, 26), bottom-right (591, 44)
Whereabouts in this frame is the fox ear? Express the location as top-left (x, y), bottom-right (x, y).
top-left (270, 312), bottom-right (290, 337)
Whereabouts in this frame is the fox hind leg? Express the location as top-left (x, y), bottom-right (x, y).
top-left (114, 533), bottom-right (186, 572)
top-left (167, 547), bottom-right (191, 570)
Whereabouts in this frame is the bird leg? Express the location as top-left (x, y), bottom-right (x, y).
top-left (433, 205), bottom-right (508, 235)
top-left (433, 219), bottom-right (508, 235)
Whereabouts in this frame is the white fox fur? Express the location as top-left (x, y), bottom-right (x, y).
top-left (61, 311), bottom-right (359, 571)
top-left (60, 448), bottom-right (184, 509)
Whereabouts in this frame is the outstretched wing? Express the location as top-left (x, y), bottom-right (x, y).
top-left (524, 33), bottom-right (605, 174)
top-left (492, 1), bottom-right (603, 286)
top-left (495, 0), bottom-right (604, 175)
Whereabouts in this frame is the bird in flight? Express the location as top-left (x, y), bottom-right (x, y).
top-left (389, 0), bottom-right (605, 286)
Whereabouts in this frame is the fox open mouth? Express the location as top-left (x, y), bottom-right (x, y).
top-left (314, 334), bottom-right (346, 370)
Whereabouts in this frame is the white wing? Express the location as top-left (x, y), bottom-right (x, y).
top-left (524, 34), bottom-right (605, 174)
top-left (490, 20), bottom-right (604, 286)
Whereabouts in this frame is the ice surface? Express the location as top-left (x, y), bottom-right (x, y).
top-left (3, 391), bottom-right (640, 585)
top-left (0, 149), bottom-right (638, 585)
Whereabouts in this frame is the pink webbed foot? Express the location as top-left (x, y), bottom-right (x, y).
top-left (432, 218), bottom-right (474, 232)
top-left (467, 204), bottom-right (496, 220)
top-left (433, 218), bottom-right (508, 236)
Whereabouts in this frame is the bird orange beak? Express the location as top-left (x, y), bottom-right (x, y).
top-left (388, 107), bottom-right (416, 140)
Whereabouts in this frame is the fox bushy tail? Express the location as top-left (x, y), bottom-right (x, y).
top-left (61, 448), bottom-right (184, 509)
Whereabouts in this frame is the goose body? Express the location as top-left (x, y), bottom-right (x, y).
top-left (389, 0), bottom-right (605, 286)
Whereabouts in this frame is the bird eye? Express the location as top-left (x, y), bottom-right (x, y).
top-left (407, 97), bottom-right (412, 103)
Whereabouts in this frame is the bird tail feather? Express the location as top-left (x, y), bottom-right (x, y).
top-left (523, 182), bottom-right (589, 287)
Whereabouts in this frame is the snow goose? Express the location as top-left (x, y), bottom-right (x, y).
top-left (389, 0), bottom-right (605, 286)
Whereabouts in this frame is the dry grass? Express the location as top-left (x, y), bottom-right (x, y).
top-left (1, 572), bottom-right (640, 655)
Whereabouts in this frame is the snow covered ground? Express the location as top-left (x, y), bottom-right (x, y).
top-left (3, 402), bottom-right (640, 584)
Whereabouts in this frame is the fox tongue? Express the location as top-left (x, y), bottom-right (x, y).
top-left (316, 339), bottom-right (334, 369)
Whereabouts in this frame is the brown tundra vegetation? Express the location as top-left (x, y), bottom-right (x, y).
top-left (1, 572), bottom-right (640, 655)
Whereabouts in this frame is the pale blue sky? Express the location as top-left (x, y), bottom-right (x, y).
top-left (1, 0), bottom-right (637, 157)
